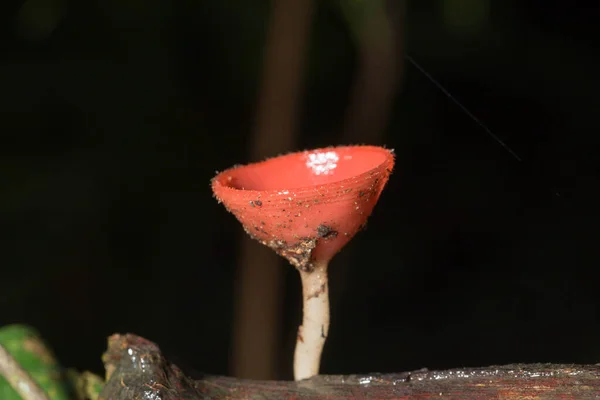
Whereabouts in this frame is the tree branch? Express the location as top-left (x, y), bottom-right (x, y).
top-left (100, 333), bottom-right (600, 399)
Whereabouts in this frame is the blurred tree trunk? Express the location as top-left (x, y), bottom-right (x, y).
top-left (230, 0), bottom-right (315, 380)
top-left (332, 0), bottom-right (405, 321)
top-left (341, 0), bottom-right (405, 144)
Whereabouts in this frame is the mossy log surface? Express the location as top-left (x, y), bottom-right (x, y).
top-left (100, 333), bottom-right (600, 399)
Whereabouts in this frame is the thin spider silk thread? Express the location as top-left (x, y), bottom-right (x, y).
top-left (405, 55), bottom-right (562, 197)
top-left (405, 55), bottom-right (522, 162)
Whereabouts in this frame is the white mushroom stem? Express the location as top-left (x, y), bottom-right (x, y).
top-left (293, 260), bottom-right (330, 381)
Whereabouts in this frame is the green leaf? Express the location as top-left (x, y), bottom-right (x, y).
top-left (0, 324), bottom-right (71, 400)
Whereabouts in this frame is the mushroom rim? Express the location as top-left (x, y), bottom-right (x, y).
top-left (211, 145), bottom-right (395, 196)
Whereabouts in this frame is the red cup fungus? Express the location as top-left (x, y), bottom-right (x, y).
top-left (212, 145), bottom-right (394, 380)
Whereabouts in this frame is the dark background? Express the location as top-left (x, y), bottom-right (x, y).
top-left (1, 0), bottom-right (599, 381)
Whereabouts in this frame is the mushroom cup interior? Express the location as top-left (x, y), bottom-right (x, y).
top-left (221, 146), bottom-right (391, 191)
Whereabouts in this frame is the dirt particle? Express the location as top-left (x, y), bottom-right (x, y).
top-left (307, 283), bottom-right (326, 299)
top-left (358, 191), bottom-right (365, 197)
top-left (255, 200), bottom-right (262, 206)
top-left (316, 224), bottom-right (338, 239)
top-left (266, 237), bottom-right (318, 272)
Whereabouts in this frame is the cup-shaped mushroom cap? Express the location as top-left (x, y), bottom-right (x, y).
top-left (212, 145), bottom-right (394, 271)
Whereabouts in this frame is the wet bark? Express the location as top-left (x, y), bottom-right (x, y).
top-left (100, 333), bottom-right (600, 399)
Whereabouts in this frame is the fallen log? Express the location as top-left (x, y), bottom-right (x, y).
top-left (100, 333), bottom-right (600, 399)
